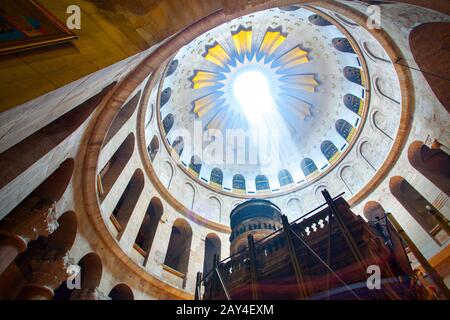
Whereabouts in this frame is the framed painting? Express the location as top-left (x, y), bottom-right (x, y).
top-left (0, 0), bottom-right (76, 55)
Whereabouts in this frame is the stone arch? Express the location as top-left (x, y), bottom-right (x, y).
top-left (408, 141), bottom-right (450, 196)
top-left (255, 175), bottom-right (270, 191)
top-left (409, 22), bottom-right (450, 112)
top-left (363, 201), bottom-right (386, 222)
top-left (332, 12), bottom-right (358, 28)
top-left (148, 134), bottom-right (159, 161)
top-left (98, 133), bottom-right (135, 202)
top-left (208, 196), bottom-right (221, 221)
top-left (134, 197), bottom-right (163, 257)
top-left (111, 169), bottom-right (145, 237)
top-left (358, 140), bottom-right (379, 170)
top-left (363, 201), bottom-right (413, 276)
top-left (389, 176), bottom-right (445, 244)
top-left (374, 76), bottom-right (400, 105)
top-left (103, 90), bottom-right (141, 146)
top-left (171, 136), bottom-right (184, 156)
top-left (314, 184), bottom-right (328, 204)
top-left (286, 197), bottom-right (303, 219)
top-left (163, 218), bottom-right (193, 275)
top-left (278, 169), bottom-right (293, 187)
top-left (47, 211), bottom-right (78, 254)
top-left (203, 233), bottom-right (221, 275)
top-left (339, 165), bottom-right (363, 195)
top-left (2, 158), bottom-right (75, 221)
top-left (0, 83), bottom-right (115, 190)
top-left (160, 161), bottom-right (174, 189)
top-left (361, 41), bottom-right (390, 63)
top-left (183, 182), bottom-right (196, 210)
top-left (371, 110), bottom-right (395, 140)
top-left (160, 87), bottom-right (171, 108)
top-left (108, 283), bottom-right (134, 300)
top-left (71, 253), bottom-right (102, 299)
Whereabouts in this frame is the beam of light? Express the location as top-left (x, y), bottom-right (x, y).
top-left (232, 70), bottom-right (291, 171)
top-left (233, 70), bottom-right (275, 120)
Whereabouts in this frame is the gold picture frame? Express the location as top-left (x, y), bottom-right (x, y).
top-left (0, 0), bottom-right (77, 55)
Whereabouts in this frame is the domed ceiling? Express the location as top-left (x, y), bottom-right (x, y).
top-left (156, 6), bottom-right (368, 197)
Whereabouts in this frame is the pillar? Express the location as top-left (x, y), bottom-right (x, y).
top-left (0, 200), bottom-right (58, 274)
top-left (16, 253), bottom-right (76, 300)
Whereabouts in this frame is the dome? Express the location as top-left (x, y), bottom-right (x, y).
top-left (155, 6), bottom-right (367, 197)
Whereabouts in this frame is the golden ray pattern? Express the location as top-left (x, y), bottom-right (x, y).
top-left (190, 25), bottom-right (319, 132)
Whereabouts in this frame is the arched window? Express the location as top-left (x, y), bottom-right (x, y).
top-left (104, 90), bottom-right (141, 146)
top-left (171, 136), bottom-right (184, 156)
top-left (301, 158), bottom-right (318, 180)
top-left (343, 66), bottom-right (364, 86)
top-left (343, 93), bottom-right (363, 116)
top-left (209, 168), bottom-right (223, 188)
top-left (335, 119), bottom-right (356, 142)
top-left (134, 197), bottom-right (163, 257)
top-left (71, 253), bottom-right (102, 300)
top-left (232, 174), bottom-right (246, 194)
top-left (160, 87), bottom-right (171, 108)
top-left (110, 169), bottom-right (145, 238)
top-left (389, 176), bottom-right (448, 245)
top-left (148, 135), bottom-right (159, 161)
top-left (188, 155), bottom-right (202, 177)
top-left (165, 60), bottom-right (179, 77)
top-left (164, 219), bottom-right (193, 276)
top-left (98, 133), bottom-right (135, 201)
top-left (308, 14), bottom-right (332, 26)
top-left (278, 169), bottom-right (293, 187)
top-left (332, 38), bottom-right (355, 53)
top-left (108, 284), bottom-right (134, 300)
top-left (162, 114), bottom-right (174, 134)
top-left (255, 175), bottom-right (270, 191)
top-left (408, 141), bottom-right (450, 196)
top-left (203, 234), bottom-right (221, 275)
top-left (321, 140), bottom-right (340, 164)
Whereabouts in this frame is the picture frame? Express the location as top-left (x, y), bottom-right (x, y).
top-left (0, 0), bottom-right (77, 55)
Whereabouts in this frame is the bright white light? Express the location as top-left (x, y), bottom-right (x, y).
top-left (233, 71), bottom-right (275, 119)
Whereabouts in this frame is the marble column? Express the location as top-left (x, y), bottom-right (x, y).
top-left (0, 199), bottom-right (58, 274)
